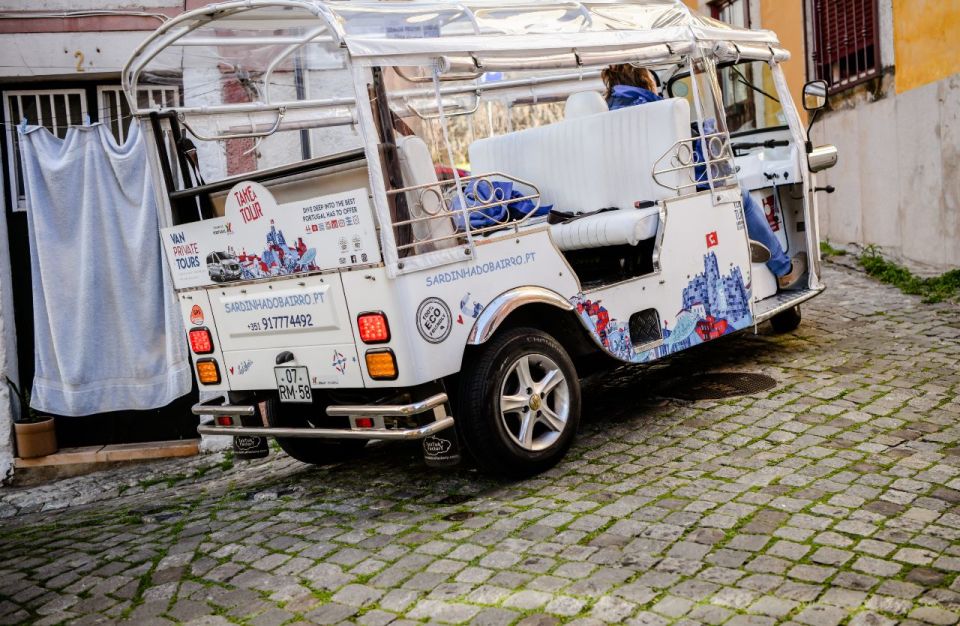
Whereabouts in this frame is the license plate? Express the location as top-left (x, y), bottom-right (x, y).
top-left (274, 366), bottom-right (313, 403)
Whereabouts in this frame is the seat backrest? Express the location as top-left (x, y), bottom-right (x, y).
top-left (564, 91), bottom-right (608, 119)
top-left (396, 135), bottom-right (456, 251)
top-left (469, 97), bottom-right (691, 215)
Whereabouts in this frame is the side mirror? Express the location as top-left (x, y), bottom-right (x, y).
top-left (803, 80), bottom-right (828, 111)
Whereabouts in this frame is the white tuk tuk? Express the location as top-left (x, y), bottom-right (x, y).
top-left (124, 0), bottom-right (838, 477)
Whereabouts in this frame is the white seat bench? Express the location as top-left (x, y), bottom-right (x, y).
top-left (469, 97), bottom-right (691, 251)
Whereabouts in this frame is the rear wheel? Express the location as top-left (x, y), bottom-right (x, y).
top-left (264, 396), bottom-right (367, 465)
top-left (458, 327), bottom-right (581, 478)
top-left (770, 305), bottom-right (802, 333)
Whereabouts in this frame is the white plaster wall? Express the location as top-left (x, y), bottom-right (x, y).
top-left (0, 32), bottom-right (152, 78)
top-left (857, 95), bottom-right (900, 248)
top-left (814, 73), bottom-right (960, 270)
top-left (0, 0), bottom-right (178, 10)
top-left (896, 82), bottom-right (943, 267)
top-left (878, 0), bottom-right (896, 70)
top-left (939, 74), bottom-right (960, 268)
top-left (0, 172), bottom-right (14, 482)
top-left (182, 66), bottom-right (228, 183)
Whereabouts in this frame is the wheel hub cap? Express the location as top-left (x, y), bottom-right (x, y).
top-left (498, 353), bottom-right (570, 452)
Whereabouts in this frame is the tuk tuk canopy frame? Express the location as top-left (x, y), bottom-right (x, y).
top-left (123, 0), bottom-right (787, 114)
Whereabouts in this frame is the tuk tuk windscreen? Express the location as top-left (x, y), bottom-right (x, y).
top-left (668, 60), bottom-right (786, 137)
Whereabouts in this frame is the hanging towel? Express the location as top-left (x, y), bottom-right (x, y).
top-left (18, 122), bottom-right (191, 416)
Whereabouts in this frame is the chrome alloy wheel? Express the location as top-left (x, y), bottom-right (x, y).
top-left (498, 353), bottom-right (570, 452)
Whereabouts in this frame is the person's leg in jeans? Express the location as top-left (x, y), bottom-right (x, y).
top-left (742, 190), bottom-right (791, 277)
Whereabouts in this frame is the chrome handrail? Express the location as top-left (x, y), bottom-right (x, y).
top-left (387, 171), bottom-right (543, 252)
top-left (652, 132), bottom-right (738, 192)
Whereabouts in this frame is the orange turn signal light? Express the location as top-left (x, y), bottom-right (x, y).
top-left (196, 359), bottom-right (221, 385)
top-left (365, 349), bottom-right (398, 380)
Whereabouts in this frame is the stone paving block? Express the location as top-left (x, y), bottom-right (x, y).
top-left (748, 595), bottom-right (798, 617)
top-left (794, 604), bottom-right (847, 626)
top-left (908, 606), bottom-right (959, 625)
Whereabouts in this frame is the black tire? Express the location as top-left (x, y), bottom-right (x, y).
top-left (770, 305), bottom-right (802, 333)
top-left (457, 327), bottom-right (581, 478)
top-left (264, 396), bottom-right (367, 465)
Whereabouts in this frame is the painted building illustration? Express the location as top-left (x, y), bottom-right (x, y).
top-left (574, 252), bottom-right (753, 365)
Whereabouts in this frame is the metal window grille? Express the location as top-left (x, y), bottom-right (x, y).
top-left (98, 85), bottom-right (181, 144)
top-left (808, 0), bottom-right (880, 92)
top-left (710, 0), bottom-right (750, 28)
top-left (3, 89), bottom-right (87, 211)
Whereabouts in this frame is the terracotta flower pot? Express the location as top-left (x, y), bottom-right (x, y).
top-left (15, 417), bottom-right (58, 459)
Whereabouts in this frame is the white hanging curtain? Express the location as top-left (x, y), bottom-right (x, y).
top-left (18, 122), bottom-right (191, 416)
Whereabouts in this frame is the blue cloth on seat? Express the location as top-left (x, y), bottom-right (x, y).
top-left (452, 179), bottom-right (552, 230)
top-left (452, 179), bottom-right (510, 230)
top-left (18, 122), bottom-right (191, 416)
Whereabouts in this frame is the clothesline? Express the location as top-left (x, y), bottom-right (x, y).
top-left (3, 112), bottom-right (134, 130)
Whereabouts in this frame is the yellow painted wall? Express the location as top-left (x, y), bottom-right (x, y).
top-left (893, 0), bottom-right (960, 93)
top-left (759, 0), bottom-right (807, 121)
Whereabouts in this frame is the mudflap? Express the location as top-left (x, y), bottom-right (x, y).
top-left (233, 399), bottom-right (270, 460)
top-left (422, 424), bottom-right (461, 468)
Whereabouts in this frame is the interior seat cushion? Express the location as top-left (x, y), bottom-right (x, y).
top-left (564, 91), bottom-right (608, 119)
top-left (469, 97), bottom-right (691, 216)
top-left (550, 207), bottom-right (660, 251)
top-left (396, 135), bottom-right (456, 251)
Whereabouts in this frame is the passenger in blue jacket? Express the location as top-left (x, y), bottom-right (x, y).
top-left (601, 64), bottom-right (806, 290)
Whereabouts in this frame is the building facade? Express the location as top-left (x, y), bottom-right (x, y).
top-left (0, 1), bottom-right (210, 479)
top-left (807, 0), bottom-right (960, 272)
top-left (691, 0), bottom-right (959, 272)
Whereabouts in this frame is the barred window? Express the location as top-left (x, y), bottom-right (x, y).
top-left (4, 89), bottom-right (87, 211)
top-left (98, 85), bottom-right (180, 144)
top-left (710, 0), bottom-right (750, 29)
top-left (808, 0), bottom-right (880, 92)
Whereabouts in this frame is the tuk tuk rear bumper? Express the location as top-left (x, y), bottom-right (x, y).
top-left (192, 393), bottom-right (453, 441)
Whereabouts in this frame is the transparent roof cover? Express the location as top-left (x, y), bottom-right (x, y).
top-left (125, 0), bottom-right (781, 94)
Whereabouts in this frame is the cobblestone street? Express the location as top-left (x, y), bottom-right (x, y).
top-left (1, 262), bottom-right (959, 626)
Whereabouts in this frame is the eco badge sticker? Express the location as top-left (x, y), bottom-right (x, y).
top-left (416, 297), bottom-right (452, 344)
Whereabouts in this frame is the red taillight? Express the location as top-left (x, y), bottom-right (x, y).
top-left (357, 312), bottom-right (391, 344)
top-left (189, 328), bottom-right (214, 354)
top-left (355, 417), bottom-right (374, 429)
top-left (215, 415), bottom-right (234, 426)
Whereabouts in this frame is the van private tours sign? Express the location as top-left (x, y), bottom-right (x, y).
top-left (160, 183), bottom-right (381, 290)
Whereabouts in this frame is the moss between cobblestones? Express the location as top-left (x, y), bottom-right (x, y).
top-left (820, 241), bottom-right (848, 257)
top-left (859, 246), bottom-right (960, 304)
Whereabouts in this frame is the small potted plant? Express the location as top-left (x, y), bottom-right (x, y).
top-left (6, 377), bottom-right (57, 459)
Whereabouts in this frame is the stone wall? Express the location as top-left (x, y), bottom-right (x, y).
top-left (812, 73), bottom-right (960, 272)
